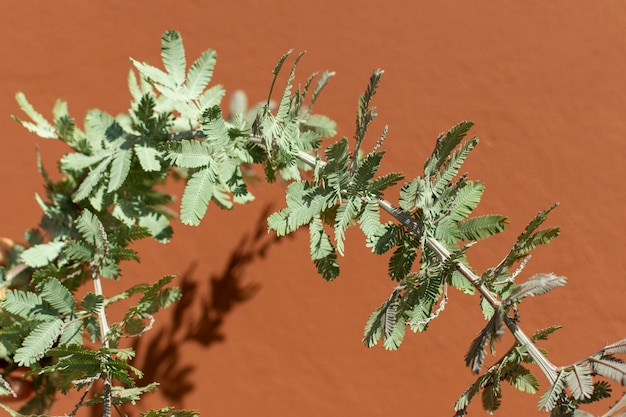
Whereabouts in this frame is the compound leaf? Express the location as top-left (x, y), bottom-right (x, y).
top-left (14, 318), bottom-right (63, 366)
top-left (20, 241), bottom-right (66, 268)
top-left (180, 168), bottom-right (215, 226)
top-left (161, 30), bottom-right (186, 86)
top-left (456, 215), bottom-right (508, 241)
top-left (186, 49), bottom-right (217, 100)
top-left (39, 278), bottom-right (75, 316)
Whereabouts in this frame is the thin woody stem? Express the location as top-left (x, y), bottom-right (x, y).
top-left (167, 129), bottom-right (559, 383)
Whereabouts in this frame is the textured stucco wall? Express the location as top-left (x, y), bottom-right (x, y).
top-left (0, 2), bottom-right (625, 416)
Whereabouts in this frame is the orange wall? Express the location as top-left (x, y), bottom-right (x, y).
top-left (1, 2), bottom-right (625, 416)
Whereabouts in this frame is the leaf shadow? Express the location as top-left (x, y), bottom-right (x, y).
top-left (120, 204), bottom-right (288, 412)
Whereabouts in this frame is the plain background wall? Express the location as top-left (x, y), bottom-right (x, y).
top-left (0, 2), bottom-right (625, 416)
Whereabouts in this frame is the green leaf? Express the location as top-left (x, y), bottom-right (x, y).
top-left (167, 140), bottom-right (213, 168)
top-left (108, 147), bottom-right (133, 192)
top-left (81, 292), bottom-right (104, 314)
top-left (308, 70), bottom-right (335, 112)
top-left (509, 367), bottom-right (539, 394)
top-left (388, 243), bottom-right (418, 281)
top-left (302, 114), bottom-right (337, 137)
top-left (424, 121), bottom-right (474, 178)
top-left (456, 215), bottom-right (508, 241)
top-left (59, 320), bottom-right (83, 346)
top-left (369, 172), bottom-right (405, 196)
top-left (531, 325), bottom-right (562, 342)
top-left (14, 318), bottom-right (63, 366)
top-left (180, 168), bottom-right (215, 226)
top-left (507, 273), bottom-right (567, 302)
top-left (480, 377), bottom-right (502, 413)
top-left (131, 58), bottom-right (175, 88)
top-left (39, 278), bottom-right (75, 316)
top-left (161, 30), bottom-right (186, 86)
top-left (565, 364), bottom-right (594, 400)
top-left (202, 105), bottom-right (229, 145)
top-left (186, 49), bottom-right (217, 99)
top-left (358, 199), bottom-right (384, 246)
top-left (324, 137), bottom-right (350, 199)
top-left (449, 181), bottom-right (485, 222)
top-left (432, 137), bottom-right (478, 196)
top-left (73, 156), bottom-right (112, 202)
top-left (76, 209), bottom-right (104, 246)
top-left (1, 290), bottom-right (50, 320)
top-left (141, 407), bottom-right (198, 417)
top-left (334, 198), bottom-right (359, 256)
top-left (64, 240), bottom-right (95, 262)
top-left (13, 92), bottom-right (57, 139)
top-left (20, 241), bottom-right (66, 267)
top-left (589, 356), bottom-right (626, 385)
top-left (539, 370), bottom-right (567, 411)
top-left (139, 212), bottom-right (173, 243)
top-left (134, 145), bottom-right (162, 172)
top-left (61, 151), bottom-right (111, 171)
top-left (465, 307), bottom-right (504, 374)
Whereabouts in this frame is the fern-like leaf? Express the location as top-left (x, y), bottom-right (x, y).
top-left (73, 156), bottom-right (112, 202)
top-left (507, 273), bottom-right (567, 302)
top-left (108, 147), bottom-right (132, 193)
top-left (167, 140), bottom-right (213, 169)
top-left (589, 355), bottom-right (626, 385)
top-left (76, 209), bottom-right (104, 247)
top-left (539, 371), bottom-right (567, 412)
top-left (531, 325), bottom-right (563, 342)
top-left (20, 241), bottom-right (66, 268)
top-left (186, 49), bottom-right (217, 100)
top-left (180, 168), bottom-right (215, 226)
top-left (14, 318), bottom-right (63, 366)
top-left (424, 121), bottom-right (474, 178)
top-left (604, 338), bottom-right (626, 355)
top-left (302, 114), bottom-right (337, 138)
top-left (565, 364), bottom-right (594, 400)
top-left (13, 92), bottom-right (58, 139)
top-left (465, 307), bottom-right (504, 374)
top-left (161, 30), bottom-right (186, 86)
top-left (432, 137), bottom-right (478, 197)
top-left (456, 215), bottom-right (508, 241)
top-left (38, 278), bottom-right (75, 317)
top-left (334, 198), bottom-right (359, 256)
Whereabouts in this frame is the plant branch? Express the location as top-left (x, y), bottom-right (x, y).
top-left (168, 129), bottom-right (560, 383)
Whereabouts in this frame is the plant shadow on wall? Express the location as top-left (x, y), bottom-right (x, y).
top-left (124, 204), bottom-right (286, 410)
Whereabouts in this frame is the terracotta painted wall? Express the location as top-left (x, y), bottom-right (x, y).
top-left (1, 2), bottom-right (625, 416)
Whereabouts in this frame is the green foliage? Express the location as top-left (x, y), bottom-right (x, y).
top-left (3, 29), bottom-right (624, 417)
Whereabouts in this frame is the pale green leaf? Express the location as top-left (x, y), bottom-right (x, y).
top-left (565, 364), bottom-right (594, 400)
top-left (39, 278), bottom-right (75, 316)
top-left (507, 273), bottom-right (567, 302)
top-left (167, 140), bottom-right (213, 168)
top-left (72, 156), bottom-right (111, 203)
top-left (20, 241), bottom-right (66, 267)
top-left (108, 147), bottom-right (133, 192)
top-left (14, 92), bottom-right (57, 139)
top-left (180, 168), bottom-right (215, 226)
top-left (14, 318), bottom-right (63, 366)
top-left (539, 371), bottom-right (567, 411)
top-left (334, 198), bottom-right (359, 256)
top-left (134, 145), bottom-right (162, 171)
top-left (186, 49), bottom-right (217, 99)
top-left (1, 290), bottom-right (50, 319)
top-left (302, 114), bottom-right (337, 137)
top-left (161, 30), bottom-right (186, 86)
top-left (424, 121), bottom-right (474, 178)
top-left (456, 215), bottom-right (508, 241)
top-left (76, 209), bottom-right (103, 246)
top-left (130, 59), bottom-right (175, 90)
